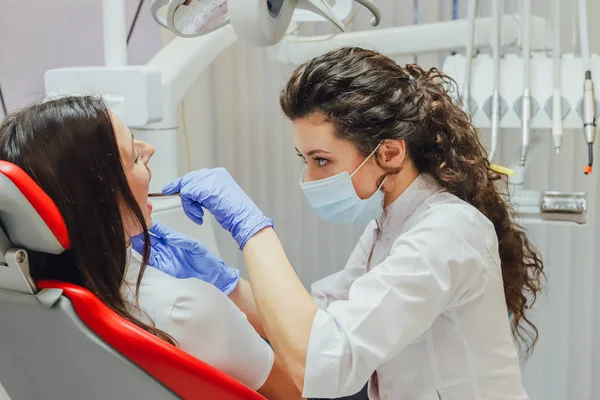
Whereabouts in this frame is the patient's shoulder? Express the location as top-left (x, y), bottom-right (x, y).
top-left (128, 265), bottom-right (233, 324)
top-left (124, 262), bottom-right (274, 391)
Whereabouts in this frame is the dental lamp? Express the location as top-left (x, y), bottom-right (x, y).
top-left (150, 0), bottom-right (381, 46)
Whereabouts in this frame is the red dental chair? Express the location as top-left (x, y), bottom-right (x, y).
top-left (0, 160), bottom-right (266, 400)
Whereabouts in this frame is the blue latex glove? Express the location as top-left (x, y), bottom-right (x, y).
top-left (163, 167), bottom-right (273, 249)
top-left (130, 221), bottom-right (240, 295)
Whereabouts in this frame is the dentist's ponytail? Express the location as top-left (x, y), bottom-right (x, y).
top-left (280, 47), bottom-right (545, 357)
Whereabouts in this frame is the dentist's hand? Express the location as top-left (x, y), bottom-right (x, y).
top-left (163, 168), bottom-right (273, 249)
top-left (130, 222), bottom-right (239, 295)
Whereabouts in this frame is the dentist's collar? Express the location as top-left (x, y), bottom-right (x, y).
top-left (377, 173), bottom-right (443, 232)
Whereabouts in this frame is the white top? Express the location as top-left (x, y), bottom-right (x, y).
top-left (304, 174), bottom-right (528, 400)
top-left (121, 250), bottom-right (274, 391)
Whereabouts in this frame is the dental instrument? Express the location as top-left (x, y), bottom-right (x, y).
top-left (149, 193), bottom-right (181, 197)
top-left (552, 0), bottom-right (563, 153)
top-left (578, 0), bottom-right (595, 175)
top-left (488, 0), bottom-right (502, 163)
top-left (519, 0), bottom-right (531, 166)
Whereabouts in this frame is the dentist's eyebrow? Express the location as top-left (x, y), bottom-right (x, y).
top-left (295, 147), bottom-right (331, 156)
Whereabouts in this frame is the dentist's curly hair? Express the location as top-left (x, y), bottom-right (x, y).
top-left (280, 47), bottom-right (545, 357)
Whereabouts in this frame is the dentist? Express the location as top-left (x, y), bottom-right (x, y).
top-left (144, 48), bottom-right (544, 399)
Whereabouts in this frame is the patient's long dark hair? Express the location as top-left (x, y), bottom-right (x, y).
top-left (0, 96), bottom-right (176, 345)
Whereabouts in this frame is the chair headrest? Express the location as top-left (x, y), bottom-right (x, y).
top-left (0, 161), bottom-right (70, 255)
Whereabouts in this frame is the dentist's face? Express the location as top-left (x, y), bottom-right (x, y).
top-left (293, 112), bottom-right (385, 200)
top-left (113, 114), bottom-right (156, 233)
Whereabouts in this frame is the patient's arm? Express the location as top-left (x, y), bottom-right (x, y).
top-left (228, 278), bottom-right (267, 338)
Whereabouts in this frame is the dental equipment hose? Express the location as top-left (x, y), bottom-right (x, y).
top-left (519, 0), bottom-right (531, 167)
top-left (578, 0), bottom-right (595, 174)
top-left (489, 0), bottom-right (502, 162)
top-left (0, 83), bottom-right (6, 117)
top-left (127, 0), bottom-right (144, 45)
top-left (552, 0), bottom-right (563, 153)
top-left (463, 0), bottom-right (478, 113)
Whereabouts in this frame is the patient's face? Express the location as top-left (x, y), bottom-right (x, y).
top-left (113, 114), bottom-right (155, 235)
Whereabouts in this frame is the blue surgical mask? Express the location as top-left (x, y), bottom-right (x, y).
top-left (299, 144), bottom-right (385, 225)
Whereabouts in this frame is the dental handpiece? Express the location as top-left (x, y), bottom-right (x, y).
top-left (489, 90), bottom-right (500, 162)
top-left (520, 90), bottom-right (531, 166)
top-left (583, 71), bottom-right (596, 174)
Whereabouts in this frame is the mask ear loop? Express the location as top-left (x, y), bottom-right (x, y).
top-left (350, 142), bottom-right (388, 194)
top-left (301, 142), bottom-right (386, 185)
top-left (349, 142), bottom-right (382, 179)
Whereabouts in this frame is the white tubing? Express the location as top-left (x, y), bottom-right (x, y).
top-left (522, 0), bottom-right (531, 93)
top-left (578, 0), bottom-right (590, 71)
top-left (552, 0), bottom-right (563, 152)
top-left (520, 0), bottom-right (531, 165)
top-left (489, 0), bottom-right (502, 162)
top-left (463, 0), bottom-right (478, 113)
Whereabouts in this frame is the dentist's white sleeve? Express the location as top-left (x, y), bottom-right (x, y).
top-left (302, 208), bottom-right (490, 398)
top-left (310, 222), bottom-right (377, 310)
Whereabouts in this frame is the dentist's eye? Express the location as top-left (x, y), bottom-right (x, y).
top-left (314, 157), bottom-right (329, 167)
top-left (134, 150), bottom-right (142, 163)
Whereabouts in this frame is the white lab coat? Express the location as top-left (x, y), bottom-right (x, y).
top-left (304, 174), bottom-right (528, 400)
top-left (121, 250), bottom-right (274, 391)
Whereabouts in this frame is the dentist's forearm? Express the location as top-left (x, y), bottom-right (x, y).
top-left (228, 278), bottom-right (267, 338)
top-left (242, 227), bottom-right (318, 392)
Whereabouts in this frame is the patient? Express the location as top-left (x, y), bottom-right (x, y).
top-left (0, 96), bottom-right (300, 400)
